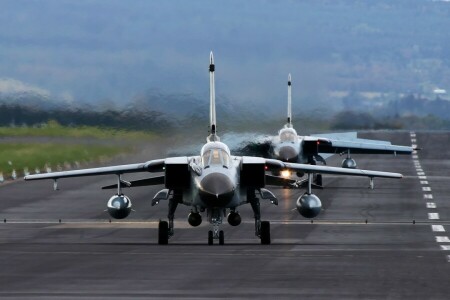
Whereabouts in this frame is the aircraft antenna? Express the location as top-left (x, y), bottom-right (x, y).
top-left (208, 51), bottom-right (219, 142)
top-left (287, 73), bottom-right (292, 127)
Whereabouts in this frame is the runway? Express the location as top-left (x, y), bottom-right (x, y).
top-left (0, 131), bottom-right (449, 299)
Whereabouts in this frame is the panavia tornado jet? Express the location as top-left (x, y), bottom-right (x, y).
top-left (25, 53), bottom-right (403, 245)
top-left (236, 74), bottom-right (415, 185)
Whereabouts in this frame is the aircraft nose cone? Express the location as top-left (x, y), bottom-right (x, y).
top-left (199, 173), bottom-right (235, 207)
top-left (278, 146), bottom-right (298, 162)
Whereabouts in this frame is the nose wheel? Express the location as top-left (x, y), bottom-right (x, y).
top-left (208, 230), bottom-right (224, 245)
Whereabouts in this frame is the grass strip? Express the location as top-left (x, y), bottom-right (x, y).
top-left (0, 143), bottom-right (131, 177)
top-left (0, 121), bottom-right (157, 140)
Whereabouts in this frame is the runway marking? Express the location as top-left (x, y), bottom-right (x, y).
top-left (435, 236), bottom-right (450, 243)
top-left (412, 144), bottom-right (417, 148)
top-left (428, 213), bottom-right (440, 220)
top-left (3, 219), bottom-right (450, 226)
top-left (426, 202), bottom-right (436, 209)
top-left (432, 225), bottom-right (445, 232)
top-left (412, 134), bottom-right (450, 262)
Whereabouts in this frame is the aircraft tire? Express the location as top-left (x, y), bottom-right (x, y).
top-left (219, 230), bottom-right (224, 245)
top-left (315, 174), bottom-right (323, 186)
top-left (260, 221), bottom-right (271, 245)
top-left (158, 221), bottom-right (169, 245)
top-left (208, 230), bottom-right (214, 245)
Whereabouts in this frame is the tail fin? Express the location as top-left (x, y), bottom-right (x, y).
top-left (207, 51), bottom-right (220, 142)
top-left (286, 73), bottom-right (292, 127)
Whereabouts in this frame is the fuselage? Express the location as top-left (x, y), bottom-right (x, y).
top-left (188, 141), bottom-right (244, 209)
top-left (271, 127), bottom-right (307, 164)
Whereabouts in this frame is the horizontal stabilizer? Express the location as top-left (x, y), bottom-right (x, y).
top-left (265, 175), bottom-right (323, 189)
top-left (265, 158), bottom-right (402, 179)
top-left (101, 175), bottom-right (165, 189)
top-left (265, 174), bottom-right (297, 186)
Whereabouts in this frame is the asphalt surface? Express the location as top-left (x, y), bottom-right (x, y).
top-left (0, 131), bottom-right (449, 299)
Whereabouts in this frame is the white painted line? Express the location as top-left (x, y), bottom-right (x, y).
top-left (428, 213), bottom-right (440, 220)
top-left (424, 194), bottom-right (433, 199)
top-left (419, 176), bottom-right (427, 180)
top-left (416, 168), bottom-right (423, 172)
top-left (420, 181), bottom-right (429, 185)
top-left (427, 202), bottom-right (437, 208)
top-left (411, 138), bottom-right (416, 143)
top-left (414, 163), bottom-right (421, 167)
top-left (440, 245), bottom-right (450, 250)
top-left (412, 155), bottom-right (419, 159)
top-left (435, 236), bottom-right (450, 243)
top-left (432, 225), bottom-right (445, 232)
top-left (412, 150), bottom-right (417, 154)
top-left (417, 172), bottom-right (425, 176)
top-left (422, 187), bottom-right (431, 192)
top-left (412, 144), bottom-right (417, 148)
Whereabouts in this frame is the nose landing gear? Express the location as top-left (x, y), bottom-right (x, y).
top-left (207, 208), bottom-right (225, 245)
top-left (208, 229), bottom-right (224, 245)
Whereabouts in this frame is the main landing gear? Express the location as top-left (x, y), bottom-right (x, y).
top-left (249, 189), bottom-right (271, 245)
top-left (157, 194), bottom-right (180, 245)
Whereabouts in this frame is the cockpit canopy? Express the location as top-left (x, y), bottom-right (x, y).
top-left (200, 142), bottom-right (231, 168)
top-left (279, 128), bottom-right (298, 143)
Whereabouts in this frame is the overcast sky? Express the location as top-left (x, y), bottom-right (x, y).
top-left (1, 0), bottom-right (447, 109)
top-left (0, 0), bottom-right (335, 105)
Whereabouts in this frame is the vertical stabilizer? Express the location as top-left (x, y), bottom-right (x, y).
top-left (287, 73), bottom-right (292, 127)
top-left (207, 51), bottom-right (220, 142)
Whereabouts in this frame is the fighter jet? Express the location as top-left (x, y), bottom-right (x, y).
top-left (236, 74), bottom-right (415, 184)
top-left (25, 53), bottom-right (403, 245)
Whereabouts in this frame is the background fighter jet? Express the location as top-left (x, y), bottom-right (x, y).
top-left (25, 53), bottom-right (403, 245)
top-left (236, 74), bottom-right (415, 184)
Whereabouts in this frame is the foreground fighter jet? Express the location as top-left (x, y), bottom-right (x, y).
top-left (237, 74), bottom-right (414, 184)
top-left (25, 53), bottom-right (402, 245)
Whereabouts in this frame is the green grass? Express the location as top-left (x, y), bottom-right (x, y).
top-left (0, 143), bottom-right (131, 177)
top-left (0, 120), bottom-right (157, 140)
top-left (0, 122), bottom-right (156, 178)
